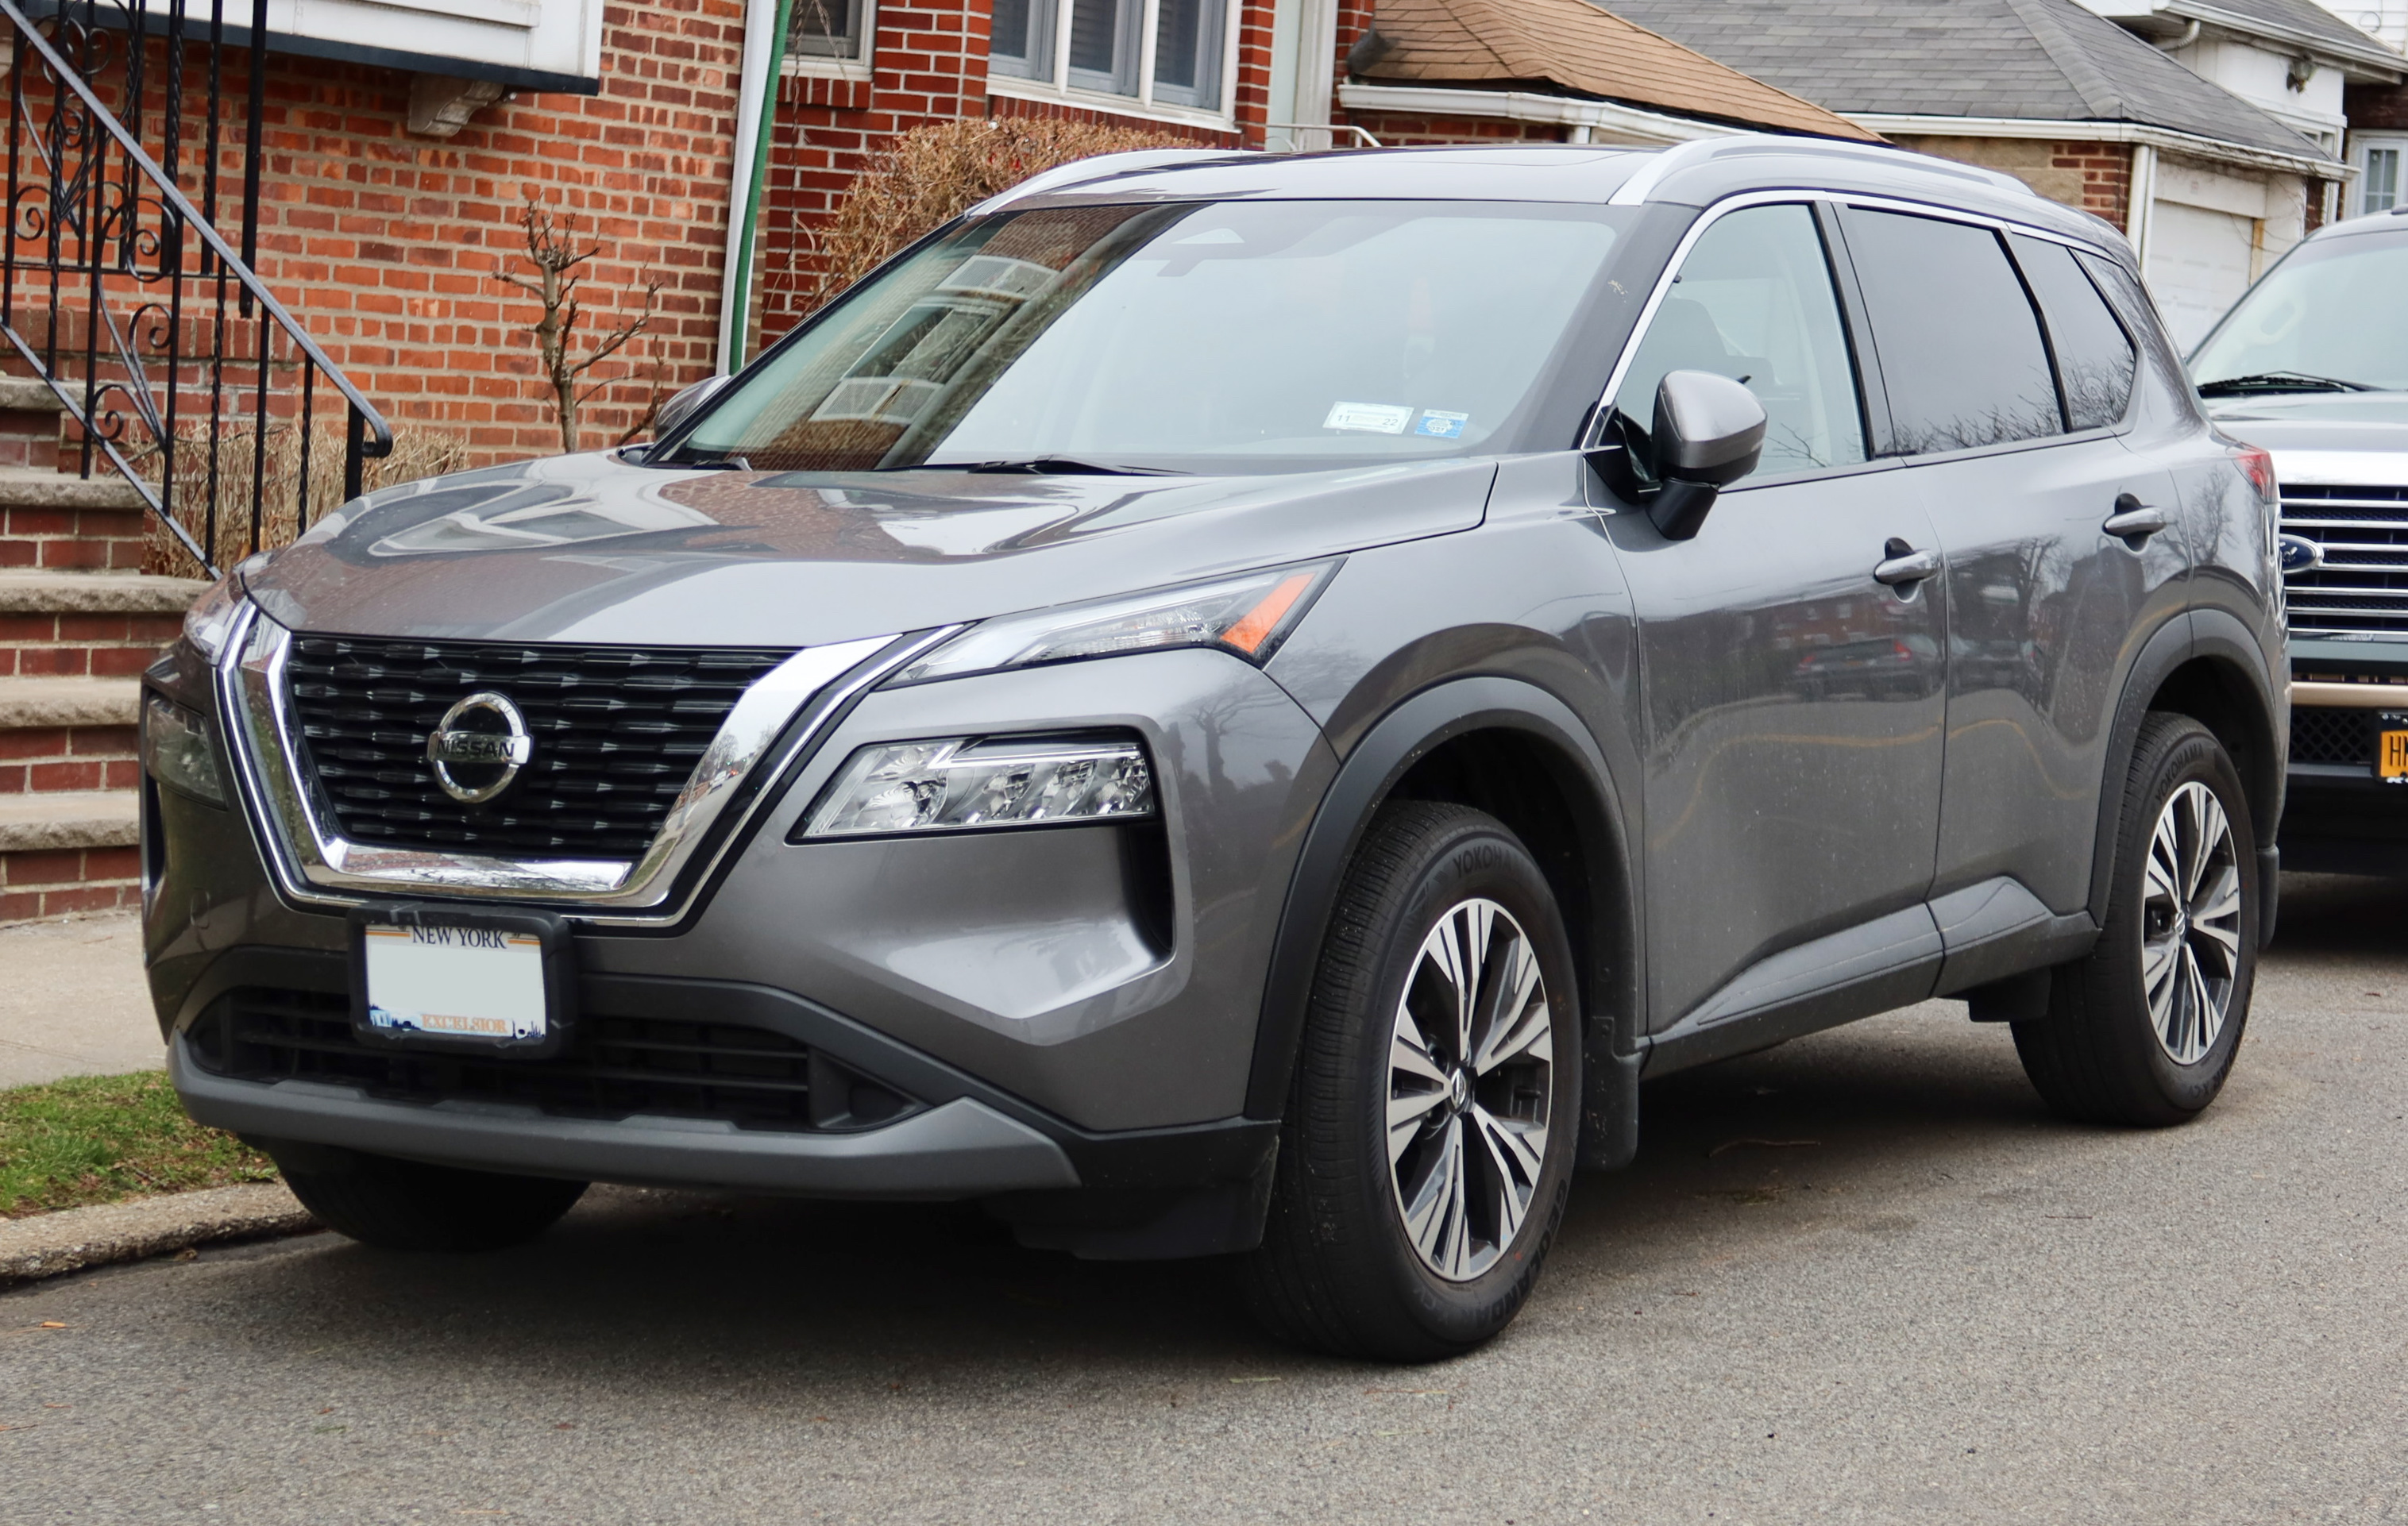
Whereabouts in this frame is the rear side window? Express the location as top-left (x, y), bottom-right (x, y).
top-left (1842, 209), bottom-right (2060, 454)
top-left (2009, 234), bottom-right (2136, 430)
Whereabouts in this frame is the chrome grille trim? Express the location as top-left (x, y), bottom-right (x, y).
top-left (217, 607), bottom-right (941, 922)
top-left (2279, 484), bottom-right (2408, 638)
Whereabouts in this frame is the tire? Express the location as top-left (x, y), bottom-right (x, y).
top-left (2012, 713), bottom-right (2258, 1127)
top-left (1241, 802), bottom-right (1581, 1360)
top-left (272, 1144), bottom-right (588, 1252)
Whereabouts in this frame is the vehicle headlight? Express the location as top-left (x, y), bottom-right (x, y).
top-left (141, 692), bottom-right (226, 807)
top-left (180, 563), bottom-right (258, 665)
top-left (799, 734), bottom-right (1155, 838)
top-left (889, 561), bottom-right (1337, 686)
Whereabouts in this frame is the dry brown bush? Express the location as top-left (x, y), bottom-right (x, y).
top-left (808, 118), bottom-right (1198, 310)
top-left (140, 423), bottom-right (471, 577)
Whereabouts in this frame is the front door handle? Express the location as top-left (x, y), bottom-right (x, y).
top-left (1873, 538), bottom-right (1941, 588)
top-left (2104, 493), bottom-right (2170, 546)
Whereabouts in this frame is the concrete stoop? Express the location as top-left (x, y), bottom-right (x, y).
top-left (0, 381), bottom-right (208, 926)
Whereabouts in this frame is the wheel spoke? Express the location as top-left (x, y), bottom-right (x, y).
top-left (1390, 1016), bottom-right (1448, 1086)
top-left (2145, 818), bottom-right (2182, 910)
top-left (1473, 942), bottom-right (1547, 1075)
top-left (2190, 861), bottom-right (2242, 929)
top-left (1455, 902), bottom-right (1493, 1063)
top-left (1470, 1105), bottom-right (1541, 1248)
top-left (1400, 1116), bottom-right (1464, 1273)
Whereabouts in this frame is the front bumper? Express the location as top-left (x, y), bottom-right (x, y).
top-left (2283, 652), bottom-right (2408, 873)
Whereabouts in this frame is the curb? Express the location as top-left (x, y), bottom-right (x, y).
top-left (0, 1183), bottom-right (319, 1286)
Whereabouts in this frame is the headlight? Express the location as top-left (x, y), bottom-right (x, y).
top-left (141, 692), bottom-right (226, 807)
top-left (799, 734), bottom-right (1154, 838)
top-left (180, 566), bottom-right (256, 665)
top-left (889, 561), bottom-right (1337, 686)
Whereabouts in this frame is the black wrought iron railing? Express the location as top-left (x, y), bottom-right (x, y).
top-left (0, 0), bottom-right (390, 576)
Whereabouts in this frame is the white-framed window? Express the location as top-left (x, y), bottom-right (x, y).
top-left (991, 0), bottom-right (1227, 112)
top-left (2356, 136), bottom-right (2406, 217)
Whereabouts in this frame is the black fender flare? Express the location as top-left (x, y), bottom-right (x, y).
top-left (1242, 676), bottom-right (1643, 1164)
top-left (2086, 608), bottom-right (2283, 941)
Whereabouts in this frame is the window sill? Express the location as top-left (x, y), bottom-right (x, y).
top-left (783, 55), bottom-right (873, 83)
top-left (986, 75), bottom-right (1237, 135)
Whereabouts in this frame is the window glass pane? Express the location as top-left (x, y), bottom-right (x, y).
top-left (788, 0), bottom-right (861, 58)
top-left (991, 0), bottom-right (1039, 71)
top-left (682, 201), bottom-right (1631, 472)
top-left (1844, 209), bottom-right (2061, 453)
top-left (1611, 202), bottom-right (1865, 476)
top-left (2009, 234), bottom-right (2135, 430)
top-left (1069, 0), bottom-right (1130, 87)
top-left (1152, 0), bottom-right (1223, 106)
top-left (2366, 148), bottom-right (2400, 214)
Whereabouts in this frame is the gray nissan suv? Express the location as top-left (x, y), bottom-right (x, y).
top-left (141, 137), bottom-right (2286, 1359)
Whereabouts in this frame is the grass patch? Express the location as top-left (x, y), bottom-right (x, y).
top-left (0, 1071), bottom-right (276, 1220)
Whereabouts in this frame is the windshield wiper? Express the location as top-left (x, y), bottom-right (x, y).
top-left (919, 457), bottom-right (1186, 476)
top-left (2196, 370), bottom-right (2375, 397)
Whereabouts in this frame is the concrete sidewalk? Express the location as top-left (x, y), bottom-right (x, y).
top-left (0, 912), bottom-right (163, 1089)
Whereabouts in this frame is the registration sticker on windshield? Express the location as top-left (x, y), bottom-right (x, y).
top-left (1415, 410), bottom-right (1469, 438)
top-left (1325, 401), bottom-right (1413, 434)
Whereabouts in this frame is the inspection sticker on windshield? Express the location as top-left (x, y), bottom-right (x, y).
top-left (1324, 401), bottom-right (1413, 434)
top-left (1415, 410), bottom-right (1469, 439)
top-left (362, 922), bottom-right (548, 1040)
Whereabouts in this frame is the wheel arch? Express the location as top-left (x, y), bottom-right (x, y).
top-left (1244, 677), bottom-right (1640, 1131)
top-left (2088, 609), bottom-right (2283, 937)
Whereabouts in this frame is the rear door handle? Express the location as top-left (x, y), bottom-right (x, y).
top-left (2104, 493), bottom-right (2169, 546)
top-left (1873, 538), bottom-right (1940, 588)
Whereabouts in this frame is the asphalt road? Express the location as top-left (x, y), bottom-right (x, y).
top-left (6, 873), bottom-right (2405, 1524)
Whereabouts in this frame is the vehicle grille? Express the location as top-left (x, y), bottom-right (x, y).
top-left (2290, 707), bottom-right (2376, 767)
top-left (185, 988), bottom-right (918, 1134)
top-left (2279, 485), bottom-right (2408, 639)
top-left (284, 637), bottom-right (793, 859)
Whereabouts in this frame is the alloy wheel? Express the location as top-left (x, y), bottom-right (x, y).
top-left (2140, 780), bottom-right (2244, 1065)
top-left (1386, 897), bottom-right (1554, 1282)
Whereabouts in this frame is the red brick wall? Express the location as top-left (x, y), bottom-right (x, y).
top-left (1345, 114), bottom-right (1564, 146)
top-left (2055, 141), bottom-right (2132, 231)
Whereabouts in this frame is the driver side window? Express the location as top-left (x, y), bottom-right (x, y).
top-left (1612, 202), bottom-right (1867, 477)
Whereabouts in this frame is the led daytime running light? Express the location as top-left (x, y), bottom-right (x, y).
top-left (802, 734), bottom-right (1156, 838)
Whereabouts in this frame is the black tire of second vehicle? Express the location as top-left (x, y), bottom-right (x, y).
top-left (1241, 801), bottom-right (1582, 1361)
top-left (276, 1147), bottom-right (589, 1252)
top-left (2012, 712), bottom-right (2258, 1127)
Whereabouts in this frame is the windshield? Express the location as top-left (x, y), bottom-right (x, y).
top-left (2191, 228), bottom-right (2408, 391)
top-left (672, 199), bottom-right (1630, 473)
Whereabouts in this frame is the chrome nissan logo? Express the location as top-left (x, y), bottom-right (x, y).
top-left (426, 692), bottom-right (533, 804)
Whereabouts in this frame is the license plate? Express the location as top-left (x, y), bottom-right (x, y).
top-left (2383, 718), bottom-right (2408, 784)
top-left (349, 907), bottom-right (572, 1054)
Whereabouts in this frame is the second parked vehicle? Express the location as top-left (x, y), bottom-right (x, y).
top-left (143, 137), bottom-right (2285, 1359)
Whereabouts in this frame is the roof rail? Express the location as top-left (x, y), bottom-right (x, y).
top-left (1607, 133), bottom-right (2038, 206)
top-left (969, 148), bottom-right (1258, 218)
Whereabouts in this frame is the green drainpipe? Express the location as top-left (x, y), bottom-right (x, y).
top-left (727, 0), bottom-right (797, 372)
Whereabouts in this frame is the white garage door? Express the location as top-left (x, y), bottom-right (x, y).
top-left (2146, 201), bottom-right (2258, 353)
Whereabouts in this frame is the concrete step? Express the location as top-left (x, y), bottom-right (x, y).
top-left (0, 570), bottom-right (206, 678)
top-left (0, 467), bottom-right (152, 572)
top-left (0, 376), bottom-right (65, 475)
top-left (0, 787), bottom-right (141, 923)
top-left (0, 677), bottom-right (141, 796)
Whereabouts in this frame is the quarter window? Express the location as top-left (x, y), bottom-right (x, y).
top-left (1611, 202), bottom-right (1866, 477)
top-left (1843, 209), bottom-right (2060, 455)
top-left (992, 0), bottom-right (1225, 110)
top-left (2008, 234), bottom-right (2136, 431)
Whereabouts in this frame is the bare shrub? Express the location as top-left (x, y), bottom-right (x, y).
top-left (503, 190), bottom-right (664, 455)
top-left (805, 118), bottom-right (1198, 310)
top-left (141, 423), bottom-right (471, 577)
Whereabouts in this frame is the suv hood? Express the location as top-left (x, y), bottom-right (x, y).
top-left (243, 452), bottom-right (1497, 648)
top-left (2203, 391), bottom-right (2408, 490)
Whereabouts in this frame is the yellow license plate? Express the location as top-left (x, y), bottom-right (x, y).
top-left (2384, 729), bottom-right (2408, 782)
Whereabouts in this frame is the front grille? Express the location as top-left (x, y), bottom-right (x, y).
top-left (187, 988), bottom-right (918, 1134)
top-left (284, 637), bottom-right (792, 859)
top-left (2291, 706), bottom-right (2377, 767)
top-left (2279, 486), bottom-right (2408, 639)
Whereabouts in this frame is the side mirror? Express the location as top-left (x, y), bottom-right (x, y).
top-left (654, 373), bottom-right (734, 442)
top-left (1646, 369), bottom-right (1766, 541)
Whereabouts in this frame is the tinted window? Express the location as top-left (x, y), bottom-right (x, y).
top-left (2010, 234), bottom-right (2135, 430)
top-left (1843, 210), bottom-right (2060, 454)
top-left (1611, 202), bottom-right (1865, 476)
